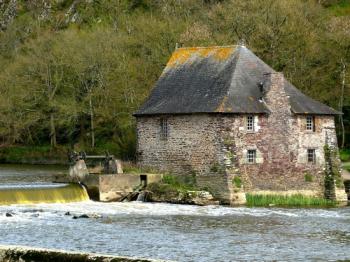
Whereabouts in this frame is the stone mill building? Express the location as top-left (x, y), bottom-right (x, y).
top-left (134, 45), bottom-right (347, 204)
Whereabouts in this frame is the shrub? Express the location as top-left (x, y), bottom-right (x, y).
top-left (232, 176), bottom-right (242, 188)
top-left (210, 163), bottom-right (225, 174)
top-left (304, 173), bottom-right (313, 182)
top-left (162, 174), bottom-right (197, 191)
top-left (340, 149), bottom-right (350, 162)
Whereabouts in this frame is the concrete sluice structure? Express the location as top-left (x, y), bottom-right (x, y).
top-left (67, 151), bottom-right (163, 202)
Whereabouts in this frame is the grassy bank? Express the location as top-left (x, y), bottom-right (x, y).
top-left (146, 174), bottom-right (198, 194)
top-left (246, 194), bottom-right (337, 207)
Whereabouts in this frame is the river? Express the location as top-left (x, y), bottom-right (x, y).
top-left (0, 165), bottom-right (349, 261)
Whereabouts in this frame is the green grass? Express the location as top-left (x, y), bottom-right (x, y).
top-left (327, 0), bottom-right (350, 16)
top-left (340, 149), bottom-right (350, 162)
top-left (246, 194), bottom-right (337, 207)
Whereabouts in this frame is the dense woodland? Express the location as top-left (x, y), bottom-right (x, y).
top-left (0, 0), bottom-right (349, 160)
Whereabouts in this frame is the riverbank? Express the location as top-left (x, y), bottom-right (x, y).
top-left (0, 245), bottom-right (167, 262)
top-left (0, 144), bottom-right (121, 165)
top-left (0, 146), bottom-right (68, 165)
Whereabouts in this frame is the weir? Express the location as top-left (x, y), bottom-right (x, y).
top-left (0, 183), bottom-right (89, 205)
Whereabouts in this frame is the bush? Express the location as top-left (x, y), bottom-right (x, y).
top-left (340, 149), bottom-right (350, 162)
top-left (304, 173), bottom-right (313, 182)
top-left (146, 182), bottom-right (178, 195)
top-left (162, 174), bottom-right (197, 191)
top-left (232, 176), bottom-right (242, 188)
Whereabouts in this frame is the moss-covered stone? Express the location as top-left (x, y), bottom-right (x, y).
top-left (0, 245), bottom-right (164, 262)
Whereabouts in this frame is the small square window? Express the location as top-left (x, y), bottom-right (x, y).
top-left (306, 116), bottom-right (315, 131)
top-left (247, 149), bottom-right (256, 163)
top-left (307, 149), bottom-right (316, 164)
top-left (247, 116), bottom-right (254, 131)
top-left (160, 118), bottom-right (168, 140)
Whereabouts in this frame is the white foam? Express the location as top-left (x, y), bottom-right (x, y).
top-left (1, 202), bottom-right (347, 219)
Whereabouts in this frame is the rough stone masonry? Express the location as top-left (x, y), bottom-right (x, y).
top-left (134, 45), bottom-right (347, 204)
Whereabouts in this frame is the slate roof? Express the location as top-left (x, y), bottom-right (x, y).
top-left (134, 45), bottom-right (340, 116)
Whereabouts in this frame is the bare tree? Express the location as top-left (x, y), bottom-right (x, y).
top-left (339, 59), bottom-right (346, 148)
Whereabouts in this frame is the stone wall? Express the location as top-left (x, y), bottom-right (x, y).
top-left (135, 73), bottom-right (344, 202)
top-left (136, 115), bottom-right (223, 174)
top-left (136, 115), bottom-right (237, 203)
top-left (99, 173), bottom-right (163, 202)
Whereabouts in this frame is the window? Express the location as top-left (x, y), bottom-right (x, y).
top-left (247, 115), bottom-right (254, 131)
top-left (160, 118), bottom-right (168, 140)
top-left (307, 149), bottom-right (316, 164)
top-left (306, 116), bottom-right (315, 131)
top-left (247, 149), bottom-right (256, 164)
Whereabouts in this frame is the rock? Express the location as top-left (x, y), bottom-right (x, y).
top-left (89, 213), bottom-right (102, 219)
top-left (73, 214), bottom-right (90, 219)
top-left (64, 212), bottom-right (71, 216)
top-left (5, 213), bottom-right (12, 217)
top-left (149, 187), bottom-right (219, 206)
top-left (185, 191), bottom-right (219, 206)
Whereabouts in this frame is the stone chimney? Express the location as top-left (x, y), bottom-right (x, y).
top-left (262, 72), bottom-right (292, 161)
top-left (263, 72), bottom-right (290, 116)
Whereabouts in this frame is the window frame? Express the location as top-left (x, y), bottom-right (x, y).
top-left (160, 118), bottom-right (168, 140)
top-left (306, 116), bottom-right (315, 132)
top-left (247, 115), bottom-right (255, 132)
top-left (307, 149), bottom-right (316, 164)
top-left (247, 149), bottom-right (257, 164)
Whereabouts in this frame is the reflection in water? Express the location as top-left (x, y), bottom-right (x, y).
top-left (0, 164), bottom-right (66, 184)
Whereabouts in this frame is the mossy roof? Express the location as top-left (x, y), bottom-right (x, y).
top-left (134, 45), bottom-right (340, 116)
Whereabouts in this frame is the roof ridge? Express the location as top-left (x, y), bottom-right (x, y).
top-left (176, 45), bottom-right (238, 50)
top-left (214, 47), bottom-right (241, 112)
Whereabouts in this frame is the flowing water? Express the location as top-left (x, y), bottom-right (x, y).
top-left (0, 164), bottom-right (88, 205)
top-left (0, 165), bottom-right (349, 261)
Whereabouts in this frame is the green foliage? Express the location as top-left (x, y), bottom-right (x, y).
top-left (323, 144), bottom-right (343, 198)
top-left (340, 149), bottom-right (350, 162)
top-left (232, 176), bottom-right (242, 188)
top-left (146, 182), bottom-right (178, 195)
top-left (304, 173), bottom-right (313, 182)
top-left (326, 0), bottom-right (350, 16)
top-left (0, 0), bottom-right (349, 160)
top-left (0, 145), bottom-right (67, 164)
top-left (162, 174), bottom-right (197, 191)
top-left (210, 163), bottom-right (225, 173)
top-left (246, 194), bottom-right (337, 207)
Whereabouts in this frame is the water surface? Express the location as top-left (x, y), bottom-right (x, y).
top-left (1, 202), bottom-right (349, 261)
top-left (0, 165), bottom-right (349, 261)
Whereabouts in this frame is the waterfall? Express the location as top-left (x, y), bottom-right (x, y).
top-left (0, 183), bottom-right (89, 205)
top-left (136, 191), bottom-right (149, 202)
